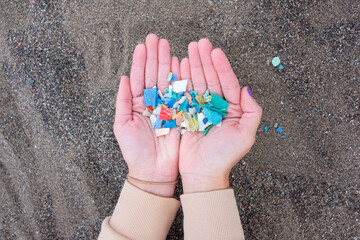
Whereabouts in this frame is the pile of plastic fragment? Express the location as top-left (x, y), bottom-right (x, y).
top-left (143, 73), bottom-right (229, 137)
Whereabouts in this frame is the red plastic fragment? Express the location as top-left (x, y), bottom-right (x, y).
top-left (159, 106), bottom-right (172, 120)
top-left (147, 106), bottom-right (154, 112)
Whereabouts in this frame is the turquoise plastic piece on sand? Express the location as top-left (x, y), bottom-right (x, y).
top-left (276, 126), bottom-right (283, 134)
top-left (264, 125), bottom-right (268, 131)
top-left (272, 57), bottom-right (280, 67)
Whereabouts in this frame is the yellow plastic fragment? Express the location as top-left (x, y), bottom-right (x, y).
top-left (192, 118), bottom-right (198, 131)
top-left (172, 110), bottom-right (183, 119)
top-left (183, 112), bottom-right (195, 132)
top-left (195, 95), bottom-right (204, 105)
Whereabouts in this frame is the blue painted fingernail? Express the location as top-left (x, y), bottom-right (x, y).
top-left (247, 87), bottom-right (254, 98)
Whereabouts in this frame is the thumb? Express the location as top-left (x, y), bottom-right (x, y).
top-left (115, 76), bottom-right (133, 125)
top-left (239, 87), bottom-right (262, 137)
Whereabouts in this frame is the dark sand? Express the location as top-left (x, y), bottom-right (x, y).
top-left (1, 0), bottom-right (359, 239)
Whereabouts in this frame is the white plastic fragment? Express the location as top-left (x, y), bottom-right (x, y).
top-left (173, 80), bottom-right (188, 93)
top-left (155, 128), bottom-right (170, 136)
top-left (142, 110), bottom-right (152, 117)
top-left (153, 106), bottom-right (161, 115)
top-left (180, 121), bottom-right (187, 128)
top-left (158, 90), bottom-right (164, 98)
top-left (181, 129), bottom-right (187, 135)
top-left (150, 114), bottom-right (157, 127)
top-left (198, 113), bottom-right (212, 131)
top-left (189, 108), bottom-right (196, 115)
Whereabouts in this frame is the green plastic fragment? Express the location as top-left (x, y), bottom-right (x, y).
top-left (203, 89), bottom-right (210, 98)
top-left (165, 88), bottom-right (169, 94)
top-left (274, 123), bottom-right (278, 128)
top-left (272, 57), bottom-right (280, 67)
top-left (210, 93), bottom-right (229, 112)
top-left (167, 72), bottom-right (173, 81)
top-left (172, 92), bottom-right (178, 99)
top-left (203, 124), bottom-right (214, 136)
top-left (204, 95), bottom-right (212, 102)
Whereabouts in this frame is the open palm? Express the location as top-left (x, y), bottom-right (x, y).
top-left (114, 34), bottom-right (181, 195)
top-left (179, 39), bottom-right (262, 192)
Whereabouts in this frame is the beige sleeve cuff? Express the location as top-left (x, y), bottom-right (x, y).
top-left (98, 180), bottom-right (180, 240)
top-left (180, 189), bottom-right (245, 240)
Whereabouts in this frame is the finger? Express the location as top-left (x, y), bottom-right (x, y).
top-left (211, 48), bottom-right (241, 105)
top-left (171, 56), bottom-right (180, 80)
top-left (157, 39), bottom-right (171, 93)
top-left (115, 76), bottom-right (133, 125)
top-left (238, 87), bottom-right (262, 136)
top-left (145, 34), bottom-right (158, 88)
top-left (180, 58), bottom-right (193, 92)
top-left (188, 42), bottom-right (207, 95)
top-left (198, 39), bottom-right (223, 97)
top-left (130, 44), bottom-right (146, 97)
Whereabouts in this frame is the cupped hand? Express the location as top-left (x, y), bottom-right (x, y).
top-left (179, 39), bottom-right (262, 193)
top-left (114, 34), bottom-right (181, 197)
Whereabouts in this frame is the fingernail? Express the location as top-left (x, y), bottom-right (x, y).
top-left (247, 87), bottom-right (254, 98)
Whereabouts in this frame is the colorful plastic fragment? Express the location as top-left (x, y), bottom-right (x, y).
top-left (198, 113), bottom-right (212, 131)
top-left (173, 80), bottom-right (188, 93)
top-left (144, 88), bottom-right (158, 107)
top-left (167, 72), bottom-right (173, 81)
top-left (159, 106), bottom-right (172, 120)
top-left (281, 135), bottom-right (286, 138)
top-left (154, 116), bottom-right (163, 129)
top-left (279, 65), bottom-right (284, 70)
top-left (184, 92), bottom-right (192, 104)
top-left (274, 123), bottom-right (278, 128)
top-left (210, 93), bottom-right (229, 111)
top-left (202, 108), bottom-right (223, 125)
top-left (195, 95), bottom-right (205, 105)
top-left (164, 120), bottom-right (177, 128)
top-left (183, 112), bottom-right (196, 132)
top-left (264, 125), bottom-right (268, 131)
top-left (276, 126), bottom-right (283, 134)
top-left (143, 110), bottom-right (152, 117)
top-left (171, 74), bottom-right (177, 82)
top-left (155, 128), bottom-right (170, 136)
top-left (272, 57), bottom-right (280, 67)
top-left (142, 73), bottom-right (231, 136)
top-left (203, 124), bottom-right (214, 136)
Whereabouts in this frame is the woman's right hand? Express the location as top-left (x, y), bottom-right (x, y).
top-left (179, 39), bottom-right (262, 194)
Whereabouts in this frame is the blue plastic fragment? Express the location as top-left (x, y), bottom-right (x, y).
top-left (281, 135), bottom-right (286, 138)
top-left (157, 97), bottom-right (164, 104)
top-left (264, 125), bottom-right (268, 131)
top-left (179, 99), bottom-right (188, 112)
top-left (279, 65), bottom-right (284, 70)
top-left (186, 105), bottom-right (189, 112)
top-left (164, 120), bottom-right (177, 128)
top-left (203, 117), bottom-right (208, 124)
top-left (171, 74), bottom-right (177, 82)
top-left (163, 98), bottom-right (172, 104)
top-left (154, 115), bottom-right (163, 129)
top-left (195, 107), bottom-right (201, 113)
top-left (202, 108), bottom-right (223, 125)
top-left (167, 98), bottom-right (176, 108)
top-left (144, 88), bottom-right (158, 107)
top-left (276, 126), bottom-right (283, 134)
top-left (178, 92), bottom-right (184, 99)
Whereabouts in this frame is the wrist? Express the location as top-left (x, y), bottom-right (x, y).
top-left (181, 173), bottom-right (230, 194)
top-left (127, 170), bottom-right (177, 198)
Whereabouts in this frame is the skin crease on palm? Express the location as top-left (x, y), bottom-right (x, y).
top-left (114, 34), bottom-right (262, 197)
